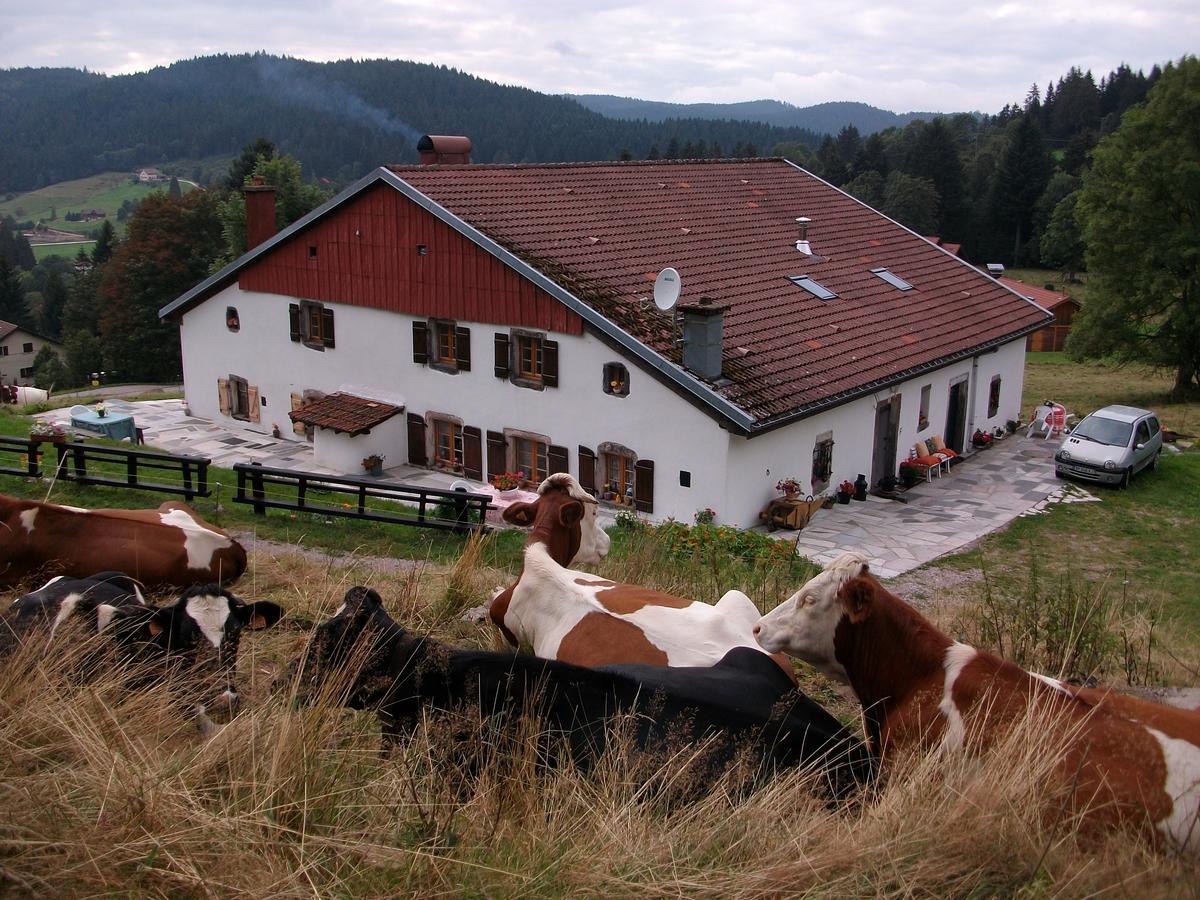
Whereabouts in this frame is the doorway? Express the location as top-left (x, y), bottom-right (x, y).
top-left (871, 396), bottom-right (902, 489)
top-left (946, 379), bottom-right (969, 453)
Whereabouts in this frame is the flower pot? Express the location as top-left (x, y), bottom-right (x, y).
top-left (31, 434), bottom-right (66, 444)
top-left (837, 491), bottom-right (851, 505)
top-left (784, 490), bottom-right (798, 501)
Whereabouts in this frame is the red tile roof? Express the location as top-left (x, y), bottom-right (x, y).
top-left (288, 392), bottom-right (401, 436)
top-left (0, 320), bottom-right (17, 342)
top-left (996, 276), bottom-right (1077, 310)
top-left (394, 159), bottom-right (1052, 424)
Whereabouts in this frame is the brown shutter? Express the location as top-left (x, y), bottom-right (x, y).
top-left (634, 459), bottom-right (655, 513)
top-left (217, 378), bottom-right (231, 416)
top-left (542, 339), bottom-right (559, 388)
top-left (247, 385), bottom-right (261, 423)
top-left (456, 326), bottom-right (471, 372)
top-left (486, 430), bottom-right (506, 479)
top-left (321, 308), bottom-right (335, 348)
top-left (577, 445), bottom-right (597, 495)
top-left (412, 321), bottom-right (428, 364)
top-left (407, 414), bottom-right (427, 466)
top-left (290, 393), bottom-right (306, 434)
top-left (289, 304), bottom-right (301, 342)
top-left (494, 332), bottom-right (511, 378)
top-left (548, 444), bottom-right (569, 477)
top-left (462, 426), bottom-right (483, 480)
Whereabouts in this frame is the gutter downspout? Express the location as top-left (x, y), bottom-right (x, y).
top-left (966, 354), bottom-right (980, 446)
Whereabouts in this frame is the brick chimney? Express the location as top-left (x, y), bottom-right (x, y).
top-left (244, 175), bottom-right (277, 250)
top-left (680, 296), bottom-right (726, 380)
top-left (417, 134), bottom-right (473, 165)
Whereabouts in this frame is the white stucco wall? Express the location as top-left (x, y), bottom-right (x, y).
top-left (179, 285), bottom-right (1031, 528)
top-left (0, 329), bottom-right (59, 386)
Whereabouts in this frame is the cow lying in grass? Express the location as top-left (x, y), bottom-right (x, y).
top-left (491, 474), bottom-right (794, 680)
top-left (0, 494), bottom-right (247, 589)
top-left (3, 573), bottom-right (283, 726)
top-left (754, 551), bottom-right (1200, 852)
top-left (296, 586), bottom-right (874, 800)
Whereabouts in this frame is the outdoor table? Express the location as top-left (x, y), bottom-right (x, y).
top-left (70, 409), bottom-right (140, 444)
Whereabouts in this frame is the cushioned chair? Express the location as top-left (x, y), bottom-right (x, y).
top-left (907, 441), bottom-right (946, 482)
top-left (69, 404), bottom-right (90, 417)
top-left (928, 435), bottom-right (958, 471)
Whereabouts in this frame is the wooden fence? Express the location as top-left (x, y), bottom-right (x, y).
top-left (0, 436), bottom-right (43, 478)
top-left (51, 441), bottom-right (211, 500)
top-left (233, 462), bottom-right (492, 533)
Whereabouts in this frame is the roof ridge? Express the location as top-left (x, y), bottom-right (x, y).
top-left (388, 157), bottom-right (786, 172)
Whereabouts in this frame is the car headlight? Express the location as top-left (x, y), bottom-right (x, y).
top-left (1104, 460), bottom-right (1116, 470)
top-left (1058, 450), bottom-right (1070, 461)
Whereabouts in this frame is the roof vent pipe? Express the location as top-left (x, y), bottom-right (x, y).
top-left (680, 296), bottom-right (726, 380)
top-left (795, 216), bottom-right (813, 255)
top-left (417, 134), bottom-right (473, 165)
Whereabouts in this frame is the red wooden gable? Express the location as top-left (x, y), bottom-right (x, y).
top-left (237, 183), bottom-right (583, 335)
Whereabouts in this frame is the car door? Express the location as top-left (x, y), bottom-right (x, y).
top-left (1132, 420), bottom-right (1154, 472)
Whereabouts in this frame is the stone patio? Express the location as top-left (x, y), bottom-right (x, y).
top-left (39, 400), bottom-right (1096, 572)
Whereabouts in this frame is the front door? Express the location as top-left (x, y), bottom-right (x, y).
top-left (946, 380), bottom-right (969, 454)
top-left (871, 396), bottom-right (902, 489)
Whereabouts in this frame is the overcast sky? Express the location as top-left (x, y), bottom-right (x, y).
top-left (3, 1), bottom-right (1194, 113)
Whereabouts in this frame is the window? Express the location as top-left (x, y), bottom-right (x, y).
top-left (413, 320), bottom-right (471, 372)
top-left (494, 330), bottom-right (558, 388)
top-left (812, 432), bottom-right (834, 491)
top-left (788, 274), bottom-right (837, 300)
top-left (514, 437), bottom-right (548, 483)
top-left (1148, 417), bottom-right (1161, 437)
top-left (289, 301), bottom-right (335, 350)
top-left (433, 418), bottom-right (464, 469)
top-left (0, 346), bottom-right (8, 356)
top-left (918, 384), bottom-right (931, 430)
top-left (19, 367), bottom-right (34, 379)
top-left (603, 451), bottom-right (635, 504)
top-left (226, 307), bottom-right (240, 332)
top-left (988, 376), bottom-right (1002, 418)
top-left (517, 334), bottom-right (543, 381)
top-left (22, 342), bottom-right (34, 353)
top-left (435, 322), bottom-right (457, 365)
top-left (229, 375), bottom-right (250, 420)
top-left (679, 470), bottom-right (692, 488)
top-left (603, 362), bottom-right (629, 396)
top-left (870, 267), bottom-right (914, 291)
top-left (1135, 421), bottom-right (1151, 447)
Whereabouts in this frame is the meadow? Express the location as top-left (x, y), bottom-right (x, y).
top-left (1, 354), bottom-right (1198, 896)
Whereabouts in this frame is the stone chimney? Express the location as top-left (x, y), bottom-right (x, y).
top-left (244, 176), bottom-right (277, 251)
top-left (417, 134), bottom-right (473, 165)
top-left (680, 296), bottom-right (726, 380)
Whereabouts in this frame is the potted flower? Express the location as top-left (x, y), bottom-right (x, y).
top-left (775, 477), bottom-right (802, 500)
top-left (694, 507), bottom-right (716, 526)
top-left (490, 470), bottom-right (524, 494)
top-left (30, 421), bottom-right (68, 444)
top-left (95, 402), bottom-right (107, 418)
top-left (837, 479), bottom-right (855, 504)
top-left (362, 453), bottom-right (385, 476)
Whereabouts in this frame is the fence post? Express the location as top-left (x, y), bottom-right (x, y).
top-left (452, 486), bottom-right (470, 534)
top-left (72, 440), bottom-right (87, 480)
top-left (27, 439), bottom-right (40, 477)
top-left (198, 461), bottom-right (209, 498)
top-left (126, 452), bottom-right (137, 488)
top-left (250, 462), bottom-right (266, 516)
top-left (182, 461), bottom-right (194, 502)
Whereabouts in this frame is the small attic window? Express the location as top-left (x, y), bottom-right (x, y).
top-left (788, 275), bottom-right (837, 301)
top-left (871, 268), bottom-right (913, 291)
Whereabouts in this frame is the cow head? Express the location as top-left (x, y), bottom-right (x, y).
top-left (753, 551), bottom-right (871, 681)
top-left (107, 585), bottom-right (283, 718)
top-left (501, 473), bottom-right (610, 566)
top-left (292, 586), bottom-right (418, 710)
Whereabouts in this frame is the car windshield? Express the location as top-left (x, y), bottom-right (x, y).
top-left (1072, 415), bottom-right (1133, 447)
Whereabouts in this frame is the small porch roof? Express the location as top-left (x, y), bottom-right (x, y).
top-left (288, 392), bottom-right (402, 436)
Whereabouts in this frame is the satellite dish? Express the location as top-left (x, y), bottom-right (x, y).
top-left (653, 268), bottom-right (681, 311)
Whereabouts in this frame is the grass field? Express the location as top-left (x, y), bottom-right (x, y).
top-left (1004, 266), bottom-right (1087, 304)
top-left (32, 239), bottom-right (95, 261)
top-left (1, 355), bottom-right (1198, 894)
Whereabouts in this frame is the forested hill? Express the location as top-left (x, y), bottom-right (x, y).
top-left (571, 95), bottom-right (940, 135)
top-left (0, 54), bottom-right (826, 194)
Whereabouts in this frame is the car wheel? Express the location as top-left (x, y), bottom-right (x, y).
top-left (1119, 467), bottom-right (1131, 489)
top-left (1054, 468), bottom-right (1065, 479)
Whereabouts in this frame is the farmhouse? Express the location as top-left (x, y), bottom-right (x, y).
top-left (0, 320), bottom-right (60, 386)
top-left (161, 139), bottom-right (1052, 527)
top-left (996, 277), bottom-right (1081, 352)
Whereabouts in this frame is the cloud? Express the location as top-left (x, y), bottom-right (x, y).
top-left (1, 0), bottom-right (1195, 112)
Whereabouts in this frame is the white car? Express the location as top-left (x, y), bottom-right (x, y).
top-left (1054, 405), bottom-right (1162, 487)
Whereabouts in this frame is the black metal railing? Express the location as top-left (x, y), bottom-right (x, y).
top-left (232, 462), bottom-right (492, 533)
top-left (52, 441), bottom-right (211, 500)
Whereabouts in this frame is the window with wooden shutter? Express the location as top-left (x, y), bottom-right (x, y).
top-left (514, 437), bottom-right (549, 483)
top-left (487, 430), bottom-right (506, 479)
top-left (288, 304), bottom-right (301, 342)
top-left (434, 321), bottom-right (456, 365)
top-left (290, 393), bottom-right (307, 434)
top-left (494, 333), bottom-right (511, 378)
top-left (412, 321), bottom-right (429, 364)
top-left (407, 414), bottom-right (427, 466)
top-left (462, 426), bottom-right (483, 480)
top-left (228, 375), bottom-right (250, 420)
top-left (321, 308), bottom-right (335, 348)
top-left (542, 340), bottom-right (559, 388)
top-left (247, 385), bottom-right (261, 423)
top-left (455, 326), bottom-right (471, 371)
top-left (217, 377), bottom-right (231, 416)
top-left (634, 459), bottom-right (655, 513)
top-left (577, 446), bottom-right (597, 495)
top-left (548, 444), bottom-right (569, 477)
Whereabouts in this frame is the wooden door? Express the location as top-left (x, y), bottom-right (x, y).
top-left (407, 414), bottom-right (427, 466)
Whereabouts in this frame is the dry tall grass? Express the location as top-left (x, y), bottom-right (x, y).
top-left (2, 545), bottom-right (1197, 896)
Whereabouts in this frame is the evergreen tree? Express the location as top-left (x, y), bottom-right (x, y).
top-left (169, 175), bottom-right (183, 200)
top-left (647, 144), bottom-right (660, 160)
top-left (814, 136), bottom-right (847, 185)
top-left (31, 345), bottom-right (70, 390)
top-left (1072, 57), bottom-right (1200, 397)
top-left (215, 154), bottom-right (331, 264)
top-left (850, 132), bottom-right (889, 180)
top-left (63, 329), bottom-right (103, 386)
top-left (989, 114), bottom-right (1051, 263)
top-left (1039, 191), bottom-right (1084, 280)
top-left (835, 126), bottom-right (862, 166)
top-left (61, 265), bottom-right (100, 336)
top-left (842, 170), bottom-right (885, 207)
top-left (905, 118), bottom-right (966, 237)
top-left (880, 171), bottom-right (940, 233)
top-left (0, 257), bottom-right (26, 324)
top-left (224, 137), bottom-right (277, 190)
top-left (38, 269), bottom-right (68, 338)
top-left (92, 219), bottom-right (118, 265)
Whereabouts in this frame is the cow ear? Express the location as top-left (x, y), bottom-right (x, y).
top-left (342, 586), bottom-right (382, 618)
top-left (502, 501), bottom-right (537, 526)
top-left (144, 606), bottom-right (173, 638)
top-left (839, 578), bottom-right (875, 623)
top-left (558, 499), bottom-right (584, 529)
top-left (236, 600), bottom-right (284, 630)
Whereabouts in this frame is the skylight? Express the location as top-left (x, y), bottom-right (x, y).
top-left (788, 275), bottom-right (837, 301)
top-left (870, 268), bottom-right (913, 291)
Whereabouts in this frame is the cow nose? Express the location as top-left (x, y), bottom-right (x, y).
top-left (752, 624), bottom-right (762, 637)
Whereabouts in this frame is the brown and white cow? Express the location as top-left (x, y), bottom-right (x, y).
top-left (753, 551), bottom-right (1200, 851)
top-left (490, 474), bottom-right (795, 680)
top-left (0, 495), bottom-right (247, 588)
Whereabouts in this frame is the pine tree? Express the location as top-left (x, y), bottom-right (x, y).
top-left (989, 114), bottom-right (1051, 263)
top-left (0, 257), bottom-right (27, 325)
top-left (92, 220), bottom-right (118, 265)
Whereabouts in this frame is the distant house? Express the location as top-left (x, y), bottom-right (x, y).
top-left (997, 278), bottom-right (1081, 352)
top-left (161, 140), bottom-right (1052, 528)
top-left (137, 168), bottom-right (165, 183)
top-left (0, 321), bottom-right (61, 386)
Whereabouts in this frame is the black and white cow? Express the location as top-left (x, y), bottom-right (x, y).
top-left (1, 572), bottom-right (146, 656)
top-left (294, 586), bottom-right (875, 799)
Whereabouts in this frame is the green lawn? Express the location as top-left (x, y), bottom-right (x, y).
top-left (32, 240), bottom-right (95, 262)
top-left (1, 171), bottom-right (195, 238)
